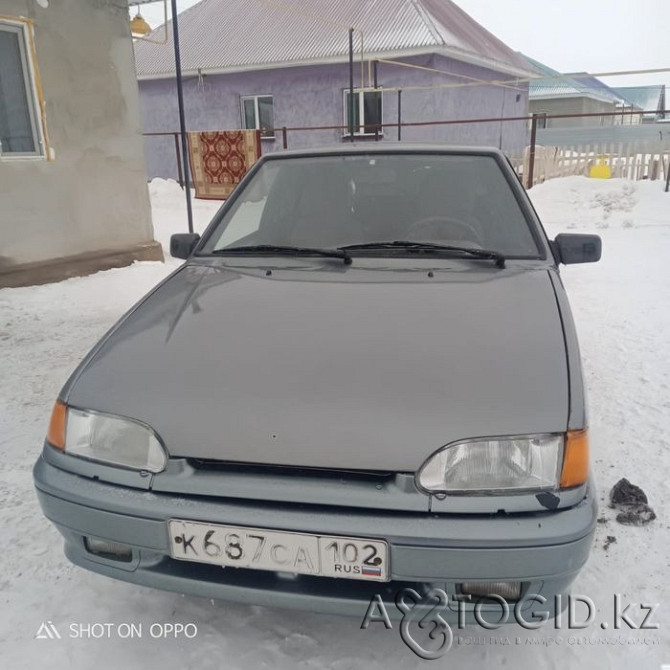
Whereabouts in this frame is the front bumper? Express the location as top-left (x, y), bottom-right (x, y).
top-left (34, 455), bottom-right (597, 621)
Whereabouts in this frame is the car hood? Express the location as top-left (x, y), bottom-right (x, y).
top-left (65, 261), bottom-right (569, 472)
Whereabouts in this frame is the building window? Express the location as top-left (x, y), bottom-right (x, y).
top-left (241, 95), bottom-right (274, 139)
top-left (0, 21), bottom-right (43, 157)
top-left (344, 89), bottom-right (383, 136)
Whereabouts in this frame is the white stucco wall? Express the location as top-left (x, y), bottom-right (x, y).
top-left (0, 0), bottom-right (155, 269)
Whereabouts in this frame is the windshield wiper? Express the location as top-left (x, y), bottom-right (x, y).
top-left (211, 245), bottom-right (352, 265)
top-left (339, 241), bottom-right (506, 268)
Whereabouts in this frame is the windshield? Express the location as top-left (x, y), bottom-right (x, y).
top-left (200, 154), bottom-right (541, 258)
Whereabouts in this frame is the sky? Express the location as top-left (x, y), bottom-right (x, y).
top-left (134, 0), bottom-right (670, 90)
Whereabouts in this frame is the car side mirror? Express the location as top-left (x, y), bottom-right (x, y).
top-left (170, 233), bottom-right (200, 259)
top-left (553, 234), bottom-right (602, 265)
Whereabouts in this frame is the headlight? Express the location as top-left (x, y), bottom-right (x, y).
top-left (46, 401), bottom-right (167, 473)
top-left (417, 434), bottom-right (564, 494)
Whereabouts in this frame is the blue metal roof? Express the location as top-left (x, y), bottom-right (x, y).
top-left (523, 55), bottom-right (624, 105)
top-left (612, 86), bottom-right (666, 115)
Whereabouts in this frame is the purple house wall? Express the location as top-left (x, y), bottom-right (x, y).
top-left (138, 53), bottom-right (529, 181)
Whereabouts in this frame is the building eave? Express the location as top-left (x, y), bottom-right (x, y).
top-left (136, 45), bottom-right (535, 82)
top-left (530, 92), bottom-right (621, 105)
top-left (436, 44), bottom-right (535, 79)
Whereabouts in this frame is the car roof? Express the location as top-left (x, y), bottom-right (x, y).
top-left (261, 144), bottom-right (506, 160)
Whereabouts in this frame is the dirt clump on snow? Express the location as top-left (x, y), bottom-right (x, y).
top-left (609, 478), bottom-right (656, 526)
top-left (603, 535), bottom-right (617, 551)
top-left (610, 478), bottom-right (647, 505)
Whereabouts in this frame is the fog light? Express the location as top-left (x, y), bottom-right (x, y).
top-left (460, 581), bottom-right (522, 600)
top-left (84, 537), bottom-right (132, 562)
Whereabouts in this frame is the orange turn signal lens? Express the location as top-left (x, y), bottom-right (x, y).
top-left (47, 400), bottom-right (67, 450)
top-left (560, 429), bottom-right (589, 488)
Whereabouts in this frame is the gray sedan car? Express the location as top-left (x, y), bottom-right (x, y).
top-left (34, 146), bottom-right (600, 622)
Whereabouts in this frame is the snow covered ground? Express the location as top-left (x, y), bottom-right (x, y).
top-left (1, 177), bottom-right (668, 668)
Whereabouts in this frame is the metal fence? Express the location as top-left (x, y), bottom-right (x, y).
top-left (144, 108), bottom-right (670, 191)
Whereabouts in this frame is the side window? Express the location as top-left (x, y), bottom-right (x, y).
top-left (0, 20), bottom-right (43, 157)
top-left (241, 95), bottom-right (274, 139)
top-left (344, 89), bottom-right (382, 136)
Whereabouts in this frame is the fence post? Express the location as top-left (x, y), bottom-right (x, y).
top-left (373, 60), bottom-right (381, 141)
top-left (282, 126), bottom-right (288, 150)
top-left (526, 113), bottom-right (539, 189)
top-left (397, 90), bottom-right (402, 141)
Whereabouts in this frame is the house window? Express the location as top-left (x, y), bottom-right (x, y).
top-left (0, 21), bottom-right (43, 157)
top-left (344, 89), bottom-right (383, 136)
top-left (241, 95), bottom-right (274, 139)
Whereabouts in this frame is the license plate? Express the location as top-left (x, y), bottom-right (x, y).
top-left (168, 520), bottom-right (389, 581)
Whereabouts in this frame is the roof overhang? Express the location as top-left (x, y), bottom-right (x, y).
top-left (530, 92), bottom-right (622, 105)
top-left (136, 44), bottom-right (535, 82)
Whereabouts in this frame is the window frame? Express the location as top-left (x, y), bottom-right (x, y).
top-left (343, 88), bottom-right (383, 137)
top-left (240, 94), bottom-right (275, 140)
top-left (0, 18), bottom-right (45, 159)
top-left (535, 113), bottom-right (548, 130)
